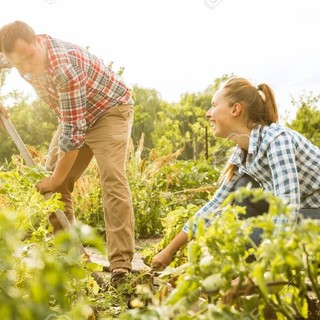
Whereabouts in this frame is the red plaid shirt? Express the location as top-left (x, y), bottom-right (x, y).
top-left (0, 35), bottom-right (133, 152)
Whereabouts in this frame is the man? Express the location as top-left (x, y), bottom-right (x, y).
top-left (0, 21), bottom-right (135, 285)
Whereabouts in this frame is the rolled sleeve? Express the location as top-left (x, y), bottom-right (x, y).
top-left (59, 119), bottom-right (87, 152)
top-left (54, 64), bottom-right (87, 152)
top-left (183, 177), bottom-right (236, 236)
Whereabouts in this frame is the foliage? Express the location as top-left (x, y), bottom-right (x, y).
top-left (73, 160), bottom-right (105, 234)
top-left (73, 137), bottom-right (219, 239)
top-left (151, 93), bottom-right (210, 160)
top-left (121, 188), bottom-right (320, 319)
top-left (286, 92), bottom-right (320, 147)
top-left (126, 137), bottom-right (219, 238)
top-left (0, 156), bottom-right (63, 232)
top-left (0, 160), bottom-right (106, 319)
top-left (0, 96), bottom-right (57, 164)
top-left (141, 204), bottom-right (199, 267)
top-left (130, 74), bottom-right (234, 162)
top-left (130, 85), bottom-right (164, 155)
top-left (1, 71), bottom-right (319, 319)
top-left (2, 161), bottom-right (320, 319)
top-left (0, 72), bottom-right (236, 168)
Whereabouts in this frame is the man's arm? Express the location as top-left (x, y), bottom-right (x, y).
top-left (36, 149), bottom-right (79, 194)
top-left (45, 125), bottom-right (62, 172)
top-left (37, 63), bottom-right (86, 193)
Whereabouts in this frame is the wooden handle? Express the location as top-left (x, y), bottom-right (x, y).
top-left (0, 112), bottom-right (87, 255)
top-left (0, 113), bottom-right (35, 167)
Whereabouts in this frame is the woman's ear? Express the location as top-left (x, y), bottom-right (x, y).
top-left (231, 103), bottom-right (242, 116)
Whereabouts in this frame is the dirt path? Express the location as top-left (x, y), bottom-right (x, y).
top-left (86, 247), bottom-right (151, 273)
top-left (86, 237), bottom-right (162, 273)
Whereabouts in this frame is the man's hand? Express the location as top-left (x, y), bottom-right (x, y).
top-left (37, 149), bottom-right (79, 194)
top-left (0, 104), bottom-right (9, 129)
top-left (36, 176), bottom-right (58, 194)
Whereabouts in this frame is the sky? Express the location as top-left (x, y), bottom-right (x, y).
top-left (2, 0), bottom-right (320, 121)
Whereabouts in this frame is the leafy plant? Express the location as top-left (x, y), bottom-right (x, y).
top-left (126, 138), bottom-right (219, 238)
top-left (0, 160), bottom-right (105, 319)
top-left (121, 188), bottom-right (320, 319)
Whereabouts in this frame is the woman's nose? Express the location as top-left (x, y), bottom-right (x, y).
top-left (206, 107), bottom-right (213, 119)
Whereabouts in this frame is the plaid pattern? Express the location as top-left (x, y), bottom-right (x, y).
top-left (0, 55), bottom-right (12, 68)
top-left (183, 123), bottom-right (320, 234)
top-left (0, 35), bottom-right (133, 152)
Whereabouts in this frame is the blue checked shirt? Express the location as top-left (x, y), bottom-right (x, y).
top-left (183, 124), bottom-right (320, 235)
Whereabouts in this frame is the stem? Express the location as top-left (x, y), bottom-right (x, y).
top-left (275, 294), bottom-right (295, 320)
top-left (192, 305), bottom-right (208, 316)
top-left (303, 245), bottom-right (320, 300)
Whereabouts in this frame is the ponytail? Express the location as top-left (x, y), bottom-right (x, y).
top-left (217, 77), bottom-right (278, 182)
top-left (256, 83), bottom-right (278, 126)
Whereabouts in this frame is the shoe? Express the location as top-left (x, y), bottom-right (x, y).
top-left (110, 271), bottom-right (129, 288)
top-left (92, 271), bottom-right (108, 292)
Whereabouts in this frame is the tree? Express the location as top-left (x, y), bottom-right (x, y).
top-left (286, 92), bottom-right (320, 147)
top-left (0, 93), bottom-right (57, 165)
top-left (130, 85), bottom-right (163, 155)
top-left (151, 74), bottom-right (234, 161)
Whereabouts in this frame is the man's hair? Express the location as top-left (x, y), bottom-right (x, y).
top-left (0, 21), bottom-right (36, 54)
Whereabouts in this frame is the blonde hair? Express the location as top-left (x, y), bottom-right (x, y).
top-left (218, 77), bottom-right (279, 182)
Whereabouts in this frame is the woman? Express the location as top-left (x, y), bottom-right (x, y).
top-left (152, 77), bottom-right (320, 269)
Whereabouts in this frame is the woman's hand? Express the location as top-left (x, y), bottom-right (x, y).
top-left (151, 231), bottom-right (189, 270)
top-left (151, 248), bottom-right (175, 270)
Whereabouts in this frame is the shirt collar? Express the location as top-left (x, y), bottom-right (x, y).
top-left (230, 146), bottom-right (243, 166)
top-left (229, 125), bottom-right (262, 166)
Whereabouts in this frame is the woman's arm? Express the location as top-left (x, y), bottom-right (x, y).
top-left (151, 231), bottom-right (189, 269)
top-left (152, 176), bottom-right (237, 269)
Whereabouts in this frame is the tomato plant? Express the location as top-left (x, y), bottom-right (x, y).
top-left (122, 189), bottom-right (320, 319)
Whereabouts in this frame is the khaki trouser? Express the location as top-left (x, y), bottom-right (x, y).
top-left (46, 104), bottom-right (135, 271)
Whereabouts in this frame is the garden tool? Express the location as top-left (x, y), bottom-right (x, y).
top-left (0, 110), bottom-right (88, 256)
top-left (0, 110), bottom-right (152, 279)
